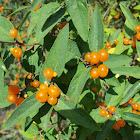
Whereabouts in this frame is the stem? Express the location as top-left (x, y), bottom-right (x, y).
top-left (0, 40), bottom-right (42, 47)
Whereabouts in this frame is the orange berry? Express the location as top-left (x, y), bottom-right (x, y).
top-left (18, 65), bottom-right (22, 69)
top-left (117, 119), bottom-right (126, 127)
top-left (32, 80), bottom-right (40, 88)
top-left (98, 92), bottom-right (102, 96)
top-left (27, 74), bottom-right (32, 79)
top-left (136, 32), bottom-right (140, 41)
top-left (135, 25), bottom-right (140, 32)
top-left (1, 6), bottom-right (5, 11)
top-left (8, 85), bottom-right (20, 95)
top-left (114, 40), bottom-right (119, 45)
top-left (16, 97), bottom-right (24, 106)
top-left (101, 102), bottom-right (106, 107)
top-left (62, 21), bottom-right (67, 27)
top-left (39, 84), bottom-right (48, 92)
top-left (106, 113), bottom-right (112, 120)
top-left (128, 98), bottom-right (133, 104)
top-left (7, 94), bottom-right (17, 103)
top-left (90, 68), bottom-right (99, 79)
top-left (123, 38), bottom-right (131, 45)
top-left (113, 122), bottom-right (120, 130)
top-left (98, 49), bottom-right (109, 62)
top-left (122, 103), bottom-right (127, 107)
top-left (91, 87), bottom-right (98, 93)
top-left (13, 79), bottom-right (18, 85)
top-left (132, 42), bottom-right (136, 48)
top-left (23, 84), bottom-right (26, 88)
top-left (48, 96), bottom-right (58, 105)
top-left (12, 47), bottom-right (23, 58)
top-left (109, 106), bottom-right (116, 113)
top-left (90, 52), bottom-right (100, 65)
top-left (98, 64), bottom-right (108, 78)
top-left (132, 103), bottom-right (139, 110)
top-left (114, 14), bottom-right (119, 19)
top-left (85, 52), bottom-right (91, 62)
top-left (100, 109), bottom-right (107, 117)
top-left (43, 68), bottom-right (54, 79)
top-left (105, 42), bottom-right (111, 49)
top-left (30, 82), bottom-right (33, 86)
top-left (31, 35), bottom-right (34, 38)
top-left (48, 85), bottom-right (60, 98)
top-left (36, 91), bottom-right (48, 103)
top-left (15, 74), bottom-right (19, 79)
top-left (9, 29), bottom-right (18, 38)
top-left (57, 24), bottom-right (63, 29)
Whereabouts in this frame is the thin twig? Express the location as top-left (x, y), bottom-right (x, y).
top-left (0, 40), bottom-right (42, 47)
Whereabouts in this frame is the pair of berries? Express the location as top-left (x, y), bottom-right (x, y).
top-left (90, 64), bottom-right (108, 79)
top-left (36, 84), bottom-right (60, 105)
top-left (10, 47), bottom-right (23, 59)
top-left (7, 85), bottom-right (24, 106)
top-left (113, 119), bottom-right (126, 130)
top-left (100, 106), bottom-right (116, 117)
top-left (135, 25), bottom-right (140, 41)
top-left (132, 102), bottom-right (140, 112)
top-left (85, 49), bottom-right (109, 79)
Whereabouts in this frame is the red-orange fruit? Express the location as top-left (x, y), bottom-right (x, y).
top-left (8, 85), bottom-right (20, 95)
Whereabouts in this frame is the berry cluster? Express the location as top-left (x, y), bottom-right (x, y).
top-left (105, 40), bottom-right (119, 50)
top-left (36, 68), bottom-right (60, 105)
top-left (122, 97), bottom-right (140, 115)
top-left (7, 85), bottom-right (24, 106)
top-left (85, 49), bottom-right (109, 79)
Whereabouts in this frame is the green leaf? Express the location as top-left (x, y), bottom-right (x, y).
top-left (136, 40), bottom-right (140, 58)
top-left (54, 96), bottom-right (100, 131)
top-left (0, 86), bottom-right (11, 109)
top-left (39, 25), bottom-right (69, 83)
top-left (27, 10), bottom-right (40, 35)
top-left (120, 81), bottom-right (140, 105)
top-left (134, 128), bottom-right (140, 140)
top-left (18, 11), bottom-right (31, 30)
top-left (96, 116), bottom-right (116, 140)
top-left (79, 128), bottom-right (94, 140)
top-left (65, 40), bottom-right (81, 65)
top-left (105, 76), bottom-right (120, 87)
top-left (5, 94), bottom-right (44, 129)
top-left (105, 83), bottom-right (125, 106)
top-left (104, 54), bottom-right (132, 69)
top-left (33, 104), bottom-right (53, 131)
top-left (9, 6), bottom-right (31, 16)
top-left (119, 125), bottom-right (134, 140)
top-left (133, 5), bottom-right (140, 10)
top-left (111, 66), bottom-right (140, 79)
top-left (0, 16), bottom-right (14, 42)
top-left (122, 112), bottom-right (140, 127)
top-left (36, 3), bottom-right (65, 42)
top-left (66, 0), bottom-right (89, 41)
top-left (66, 67), bottom-right (90, 104)
top-left (88, 5), bottom-right (103, 51)
top-left (0, 58), bottom-right (7, 72)
top-left (120, 3), bottom-right (139, 31)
